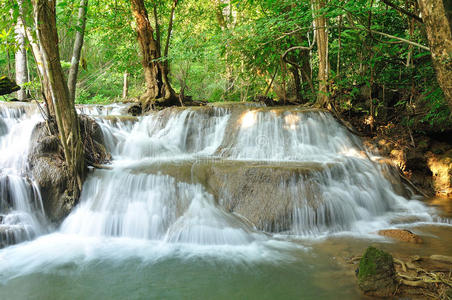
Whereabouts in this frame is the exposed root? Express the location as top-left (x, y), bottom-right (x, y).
top-left (87, 161), bottom-right (113, 170)
top-left (431, 255), bottom-right (452, 264)
top-left (399, 278), bottom-right (427, 288)
top-left (394, 258), bottom-right (407, 272)
top-left (352, 252), bottom-right (452, 299)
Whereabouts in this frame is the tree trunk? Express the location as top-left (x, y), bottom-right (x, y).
top-left (33, 0), bottom-right (86, 198)
top-left (313, 0), bottom-right (330, 107)
top-left (14, 0), bottom-right (29, 101)
top-left (67, 0), bottom-right (88, 103)
top-left (290, 67), bottom-right (302, 100)
top-left (337, 15), bottom-right (342, 81)
top-left (130, 0), bottom-right (177, 109)
top-left (215, 0), bottom-right (234, 97)
top-left (18, 7), bottom-right (54, 114)
top-left (418, 0), bottom-right (452, 110)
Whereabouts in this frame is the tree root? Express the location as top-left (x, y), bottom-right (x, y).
top-left (354, 252), bottom-right (452, 298)
top-left (394, 258), bottom-right (407, 272)
top-left (86, 160), bottom-right (112, 170)
top-left (399, 278), bottom-right (427, 288)
top-left (431, 255), bottom-right (452, 264)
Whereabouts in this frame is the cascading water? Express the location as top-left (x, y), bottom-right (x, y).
top-left (0, 103), bottom-right (47, 247)
top-left (0, 102), bottom-right (448, 299)
top-left (56, 104), bottom-right (434, 243)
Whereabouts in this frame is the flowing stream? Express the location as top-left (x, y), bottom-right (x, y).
top-left (0, 102), bottom-right (450, 299)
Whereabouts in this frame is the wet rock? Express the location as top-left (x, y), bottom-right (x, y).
top-left (29, 155), bottom-right (72, 222)
top-left (0, 117), bottom-right (7, 136)
top-left (0, 226), bottom-right (26, 249)
top-left (127, 104), bottom-right (142, 116)
top-left (28, 117), bottom-right (111, 222)
top-left (131, 159), bottom-right (329, 232)
top-left (378, 229), bottom-right (423, 243)
top-left (79, 115), bottom-right (112, 164)
top-left (204, 161), bottom-right (329, 232)
top-left (357, 246), bottom-right (397, 297)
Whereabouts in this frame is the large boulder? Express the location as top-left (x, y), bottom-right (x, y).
top-left (357, 246), bottom-right (397, 297)
top-left (131, 159), bottom-right (330, 232)
top-left (28, 116), bottom-right (111, 222)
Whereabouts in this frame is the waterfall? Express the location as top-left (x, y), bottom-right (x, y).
top-left (0, 103), bottom-right (47, 247)
top-left (0, 101), bottom-right (446, 291)
top-left (57, 104), bottom-right (434, 244)
top-left (0, 102), bottom-right (439, 249)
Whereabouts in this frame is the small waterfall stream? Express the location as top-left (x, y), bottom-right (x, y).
top-left (0, 104), bottom-right (47, 247)
top-left (0, 102), bottom-right (448, 299)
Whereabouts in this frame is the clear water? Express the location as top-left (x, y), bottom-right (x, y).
top-left (0, 102), bottom-right (450, 300)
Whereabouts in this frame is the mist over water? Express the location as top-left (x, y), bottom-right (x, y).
top-left (0, 102), bottom-right (447, 299)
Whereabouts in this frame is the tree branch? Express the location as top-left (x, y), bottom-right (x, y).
top-left (380, 0), bottom-right (423, 23)
top-left (164, 0), bottom-right (178, 59)
top-left (152, 4), bottom-right (161, 54)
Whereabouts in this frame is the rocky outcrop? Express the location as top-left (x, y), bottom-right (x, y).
top-left (132, 159), bottom-right (332, 232)
top-left (357, 246), bottom-right (397, 297)
top-left (378, 229), bottom-right (423, 243)
top-left (28, 116), bottom-right (110, 222)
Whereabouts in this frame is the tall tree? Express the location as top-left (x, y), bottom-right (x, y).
top-left (130, 0), bottom-right (178, 109)
top-left (33, 0), bottom-right (86, 198)
top-left (313, 0), bottom-right (329, 107)
top-left (14, 0), bottom-right (29, 101)
top-left (417, 0), bottom-right (452, 110)
top-left (67, 0), bottom-right (88, 103)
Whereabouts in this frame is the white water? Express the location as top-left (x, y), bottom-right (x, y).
top-left (61, 105), bottom-right (435, 240)
top-left (0, 104), bottom-right (46, 247)
top-left (0, 102), bottom-right (445, 285)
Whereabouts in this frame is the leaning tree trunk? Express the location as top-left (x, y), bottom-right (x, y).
top-left (313, 0), bottom-right (330, 107)
top-left (14, 0), bottom-right (29, 101)
top-left (33, 0), bottom-right (86, 198)
top-left (18, 5), bottom-right (54, 114)
top-left (67, 0), bottom-right (88, 103)
top-left (418, 0), bottom-right (452, 110)
top-left (130, 0), bottom-right (177, 110)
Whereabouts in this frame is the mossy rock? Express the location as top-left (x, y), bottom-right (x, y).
top-left (357, 246), bottom-right (397, 297)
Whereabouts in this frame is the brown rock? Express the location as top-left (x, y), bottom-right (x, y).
top-left (378, 229), bottom-right (423, 243)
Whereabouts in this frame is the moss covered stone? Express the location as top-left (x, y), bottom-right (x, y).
top-left (357, 246), bottom-right (397, 297)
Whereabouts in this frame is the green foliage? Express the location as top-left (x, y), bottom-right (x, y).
top-left (0, 0), bottom-right (449, 129)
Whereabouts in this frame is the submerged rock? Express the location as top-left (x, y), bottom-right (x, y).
top-left (357, 246), bottom-right (397, 297)
top-left (378, 229), bottom-right (423, 244)
top-left (28, 117), bottom-right (111, 222)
